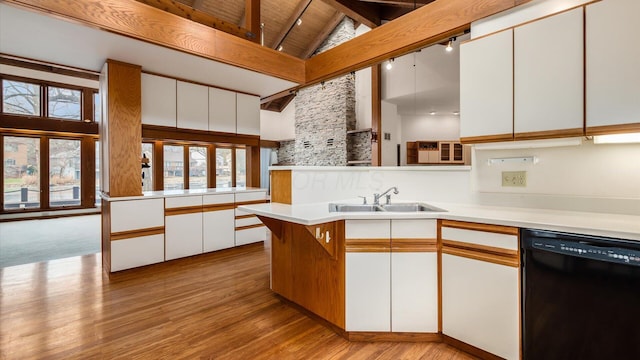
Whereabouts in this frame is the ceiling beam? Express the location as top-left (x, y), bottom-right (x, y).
top-left (270, 0), bottom-right (313, 49)
top-left (320, 0), bottom-right (381, 29)
top-left (359, 0), bottom-right (433, 8)
top-left (306, 0), bottom-right (527, 84)
top-left (301, 12), bottom-right (346, 59)
top-left (134, 0), bottom-right (256, 42)
top-left (245, 0), bottom-right (261, 43)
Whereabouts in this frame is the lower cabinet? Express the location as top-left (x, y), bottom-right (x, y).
top-left (440, 220), bottom-right (520, 360)
top-left (235, 191), bottom-right (268, 246)
top-left (345, 219), bottom-right (438, 333)
top-left (203, 194), bottom-right (235, 252)
top-left (111, 234), bottom-right (165, 272)
top-left (165, 196), bottom-right (203, 261)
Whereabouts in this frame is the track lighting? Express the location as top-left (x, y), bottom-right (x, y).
top-left (296, 18), bottom-right (302, 26)
top-left (386, 58), bottom-right (394, 70)
top-left (445, 37), bottom-right (456, 52)
top-left (429, 111), bottom-right (437, 116)
top-left (277, 45), bottom-right (283, 51)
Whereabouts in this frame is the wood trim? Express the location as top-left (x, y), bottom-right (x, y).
top-left (235, 199), bottom-right (268, 206)
top-left (442, 335), bottom-right (504, 360)
top-left (259, 139), bottom-right (280, 148)
top-left (371, 64), bottom-right (382, 166)
top-left (441, 239), bottom-right (518, 257)
top-left (142, 125), bottom-right (260, 147)
top-left (164, 206), bottom-right (203, 216)
top-left (244, 0), bottom-right (261, 43)
top-left (440, 220), bottom-right (519, 236)
top-left (235, 214), bottom-right (256, 220)
top-left (101, 199), bottom-right (111, 273)
top-left (437, 219), bottom-right (443, 333)
top-left (270, 170), bottom-right (292, 204)
top-left (347, 332), bottom-right (442, 342)
top-left (235, 223), bottom-right (265, 231)
top-left (202, 203), bottom-right (235, 212)
top-left (80, 137), bottom-right (96, 208)
top-left (586, 123), bottom-right (640, 136)
top-left (442, 246), bottom-right (519, 268)
top-left (3, 0), bottom-right (305, 84)
top-left (514, 128), bottom-right (584, 141)
top-left (0, 114), bottom-right (99, 135)
top-left (110, 226), bottom-right (165, 241)
top-left (40, 136), bottom-right (49, 209)
top-left (0, 54), bottom-right (100, 80)
top-left (459, 133), bottom-right (513, 144)
top-left (152, 140), bottom-right (163, 191)
top-left (345, 238), bottom-right (391, 252)
top-left (391, 238), bottom-right (437, 252)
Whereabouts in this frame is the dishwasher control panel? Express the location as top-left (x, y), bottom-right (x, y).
top-left (530, 238), bottom-right (640, 266)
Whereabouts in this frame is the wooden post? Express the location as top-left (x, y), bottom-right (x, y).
top-left (245, 0), bottom-right (261, 44)
top-left (371, 64), bottom-right (382, 166)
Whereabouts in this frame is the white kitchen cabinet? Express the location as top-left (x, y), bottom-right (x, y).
top-left (586, 0), bottom-right (640, 133)
top-left (460, 29), bottom-right (513, 141)
top-left (391, 219), bottom-right (438, 333)
top-left (236, 93), bottom-right (260, 136)
top-left (514, 7), bottom-right (584, 138)
top-left (202, 193), bottom-right (235, 252)
top-left (209, 87), bottom-right (237, 133)
top-left (177, 81), bottom-right (209, 131)
top-left (111, 234), bottom-right (165, 272)
top-left (345, 219), bottom-right (391, 332)
top-left (440, 221), bottom-right (520, 360)
top-left (165, 195), bottom-right (203, 260)
top-left (234, 191), bottom-right (267, 246)
top-left (141, 73), bottom-right (176, 127)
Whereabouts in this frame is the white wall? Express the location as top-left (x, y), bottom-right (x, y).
top-left (355, 24), bottom-right (372, 130)
top-left (381, 101), bottom-right (401, 166)
top-left (260, 101), bottom-right (295, 141)
top-left (0, 64), bottom-right (98, 89)
top-left (398, 114), bottom-right (460, 165)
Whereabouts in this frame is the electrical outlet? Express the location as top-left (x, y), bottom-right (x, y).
top-left (502, 171), bottom-right (527, 187)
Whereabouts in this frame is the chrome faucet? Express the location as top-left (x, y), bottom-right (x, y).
top-left (373, 187), bottom-right (399, 205)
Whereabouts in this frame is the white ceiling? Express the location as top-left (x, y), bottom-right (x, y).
top-left (0, 3), bottom-right (298, 97)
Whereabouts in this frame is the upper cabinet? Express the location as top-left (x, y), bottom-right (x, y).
top-left (586, 0), bottom-right (640, 134)
top-left (141, 74), bottom-right (176, 127)
top-left (177, 81), bottom-right (209, 131)
top-left (236, 93), bottom-right (260, 136)
top-left (514, 7), bottom-right (584, 139)
top-left (460, 29), bottom-right (513, 143)
top-left (209, 87), bottom-right (236, 134)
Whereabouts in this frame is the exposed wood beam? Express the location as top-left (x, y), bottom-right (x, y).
top-left (379, 5), bottom-right (413, 20)
top-left (3, 0), bottom-right (305, 84)
top-left (320, 0), bottom-right (381, 29)
top-left (360, 0), bottom-right (433, 8)
top-left (270, 0), bottom-right (313, 49)
top-left (135, 0), bottom-right (256, 42)
top-left (245, 0), bottom-right (261, 43)
top-left (301, 12), bottom-right (346, 59)
top-left (306, 0), bottom-right (529, 84)
top-left (260, 87), bottom-right (298, 104)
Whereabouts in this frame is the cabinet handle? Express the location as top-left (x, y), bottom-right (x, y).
top-left (325, 231), bottom-right (331, 244)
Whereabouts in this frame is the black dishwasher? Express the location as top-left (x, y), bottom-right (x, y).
top-left (521, 228), bottom-right (640, 360)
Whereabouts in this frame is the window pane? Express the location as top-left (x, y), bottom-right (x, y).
top-left (95, 140), bottom-right (100, 206)
top-left (48, 87), bottom-right (81, 120)
top-left (93, 92), bottom-right (101, 123)
top-left (216, 148), bottom-right (232, 188)
top-left (2, 80), bottom-right (41, 116)
top-left (3, 136), bottom-right (40, 210)
top-left (142, 143), bottom-right (153, 192)
top-left (49, 139), bottom-right (81, 207)
top-left (235, 148), bottom-right (246, 188)
top-left (164, 145), bottom-right (183, 190)
top-left (189, 146), bottom-right (207, 189)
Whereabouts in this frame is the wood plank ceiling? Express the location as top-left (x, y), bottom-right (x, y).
top-left (136, 0), bottom-right (434, 111)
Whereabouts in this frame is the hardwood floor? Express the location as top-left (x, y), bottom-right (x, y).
top-left (0, 243), bottom-right (476, 359)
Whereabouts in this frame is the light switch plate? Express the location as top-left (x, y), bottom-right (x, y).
top-left (502, 171), bottom-right (527, 187)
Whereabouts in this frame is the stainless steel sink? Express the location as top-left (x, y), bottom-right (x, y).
top-left (328, 202), bottom-right (446, 213)
top-left (328, 204), bottom-right (384, 212)
top-left (381, 203), bottom-right (447, 212)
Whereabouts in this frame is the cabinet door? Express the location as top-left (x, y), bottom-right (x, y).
top-left (177, 81), bottom-right (208, 131)
top-left (203, 193), bottom-right (235, 252)
top-left (586, 0), bottom-right (640, 132)
top-left (391, 219), bottom-right (438, 333)
top-left (236, 93), bottom-right (260, 136)
top-left (345, 220), bottom-right (391, 332)
top-left (111, 234), bottom-right (165, 272)
top-left (235, 191), bottom-right (267, 246)
top-left (141, 73), bottom-right (176, 127)
top-left (460, 29), bottom-right (513, 142)
top-left (165, 196), bottom-right (203, 260)
top-left (514, 7), bottom-right (584, 138)
top-left (209, 87), bottom-right (237, 133)
top-left (442, 254), bottom-right (519, 360)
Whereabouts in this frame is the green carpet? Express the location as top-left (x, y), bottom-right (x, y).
top-left (0, 215), bottom-right (100, 268)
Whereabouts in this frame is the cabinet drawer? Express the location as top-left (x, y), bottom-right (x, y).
top-left (235, 191), bottom-right (267, 203)
top-left (345, 220), bottom-right (390, 239)
top-left (203, 193), bottom-right (234, 206)
top-left (111, 234), bottom-right (165, 272)
top-left (165, 196), bottom-right (202, 209)
top-left (235, 226), bottom-right (266, 246)
top-left (441, 224), bottom-right (518, 251)
top-left (111, 198), bottom-right (164, 233)
top-left (235, 215), bottom-right (261, 227)
top-left (391, 219), bottom-right (436, 239)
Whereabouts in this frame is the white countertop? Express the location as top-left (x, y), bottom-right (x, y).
top-left (269, 165), bottom-right (471, 171)
top-left (239, 201), bottom-right (640, 242)
top-left (100, 187), bottom-right (266, 201)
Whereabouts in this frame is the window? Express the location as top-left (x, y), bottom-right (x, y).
top-left (2, 79), bottom-right (41, 116)
top-left (5, 159), bottom-right (16, 166)
top-left (142, 143), bottom-right (153, 191)
top-left (189, 146), bottom-right (207, 189)
top-left (3, 136), bottom-right (40, 210)
top-left (95, 140), bottom-right (100, 206)
top-left (163, 145), bottom-right (184, 190)
top-left (93, 92), bottom-right (101, 123)
top-left (235, 148), bottom-right (246, 188)
top-left (216, 147), bottom-right (232, 188)
top-left (49, 139), bottom-right (81, 207)
top-left (48, 87), bottom-right (81, 120)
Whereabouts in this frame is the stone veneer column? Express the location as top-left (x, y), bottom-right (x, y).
top-left (294, 18), bottom-right (355, 166)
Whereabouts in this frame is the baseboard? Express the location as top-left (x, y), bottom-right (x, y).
top-left (442, 334), bottom-right (504, 360)
top-left (347, 331), bottom-right (442, 342)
